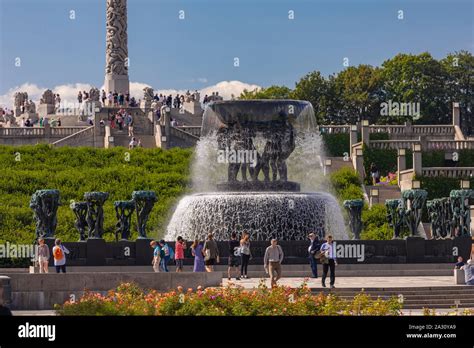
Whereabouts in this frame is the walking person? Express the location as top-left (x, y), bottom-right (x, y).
top-left (264, 239), bottom-right (284, 288)
top-left (240, 232), bottom-right (252, 279)
top-left (227, 232), bottom-right (241, 280)
top-left (191, 239), bottom-right (205, 272)
top-left (174, 236), bottom-right (186, 272)
top-left (308, 233), bottom-right (321, 278)
top-left (52, 239), bottom-right (69, 273)
top-left (150, 240), bottom-right (161, 273)
top-left (203, 233), bottom-right (219, 272)
top-left (159, 240), bottom-right (172, 272)
top-left (320, 235), bottom-right (337, 288)
top-left (37, 238), bottom-right (50, 274)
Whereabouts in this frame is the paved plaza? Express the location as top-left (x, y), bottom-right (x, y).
top-left (223, 276), bottom-right (456, 289)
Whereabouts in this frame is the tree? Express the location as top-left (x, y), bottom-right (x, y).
top-left (380, 52), bottom-right (450, 124)
top-left (331, 65), bottom-right (383, 124)
top-left (290, 71), bottom-right (329, 124)
top-left (239, 85), bottom-right (292, 100)
top-left (441, 51), bottom-right (474, 135)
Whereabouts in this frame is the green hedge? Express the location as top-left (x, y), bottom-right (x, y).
top-left (329, 167), bottom-right (364, 201)
top-left (419, 177), bottom-right (474, 200)
top-left (321, 133), bottom-right (350, 157)
top-left (0, 145), bottom-right (192, 245)
top-left (458, 150), bottom-right (474, 166)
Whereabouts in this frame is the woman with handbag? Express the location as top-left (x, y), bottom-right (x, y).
top-left (203, 233), bottom-right (219, 272)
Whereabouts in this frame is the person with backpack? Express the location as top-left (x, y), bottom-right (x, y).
top-left (52, 239), bottom-right (70, 273)
top-left (159, 240), bottom-right (173, 272)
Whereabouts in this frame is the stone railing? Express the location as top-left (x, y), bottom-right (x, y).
top-left (421, 167), bottom-right (474, 178)
top-left (319, 125), bottom-right (350, 134)
top-left (51, 126), bottom-right (95, 147)
top-left (369, 125), bottom-right (405, 134)
top-left (0, 127), bottom-right (45, 137)
top-left (413, 125), bottom-right (454, 135)
top-left (170, 126), bottom-right (200, 146)
top-left (368, 124), bottom-right (454, 136)
top-left (426, 140), bottom-right (474, 151)
top-left (369, 139), bottom-right (418, 150)
top-left (50, 126), bottom-right (89, 137)
top-left (177, 126), bottom-right (201, 137)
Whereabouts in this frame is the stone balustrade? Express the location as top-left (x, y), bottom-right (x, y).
top-left (412, 125), bottom-right (454, 135)
top-left (369, 125), bottom-right (406, 134)
top-left (426, 140), bottom-right (474, 151)
top-left (52, 126), bottom-right (96, 147)
top-left (369, 139), bottom-right (418, 150)
top-left (177, 126), bottom-right (201, 137)
top-left (421, 167), bottom-right (474, 178)
top-left (0, 127), bottom-right (45, 137)
top-left (318, 125), bottom-right (350, 134)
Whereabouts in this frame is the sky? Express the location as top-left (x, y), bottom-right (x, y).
top-left (0, 0), bottom-right (472, 108)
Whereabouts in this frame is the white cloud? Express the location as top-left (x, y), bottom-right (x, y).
top-left (0, 80), bottom-right (261, 109)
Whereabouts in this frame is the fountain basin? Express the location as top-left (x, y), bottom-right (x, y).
top-left (166, 191), bottom-right (346, 241)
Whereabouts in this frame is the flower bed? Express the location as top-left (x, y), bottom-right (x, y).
top-left (55, 281), bottom-right (403, 316)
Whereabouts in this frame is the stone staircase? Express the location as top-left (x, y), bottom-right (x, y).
top-left (326, 156), bottom-right (354, 173)
top-left (365, 184), bottom-right (402, 204)
top-left (110, 132), bottom-right (157, 148)
top-left (312, 286), bottom-right (474, 309)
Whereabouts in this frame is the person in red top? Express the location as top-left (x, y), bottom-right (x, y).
top-left (175, 236), bottom-right (186, 272)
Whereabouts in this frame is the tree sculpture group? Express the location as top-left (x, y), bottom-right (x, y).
top-left (385, 187), bottom-right (473, 240)
top-left (30, 189), bottom-right (157, 241)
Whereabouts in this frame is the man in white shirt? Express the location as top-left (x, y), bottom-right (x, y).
top-left (320, 234), bottom-right (337, 288)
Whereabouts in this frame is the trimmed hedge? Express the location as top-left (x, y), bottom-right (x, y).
top-left (321, 133), bottom-right (350, 157)
top-left (0, 145), bottom-right (192, 245)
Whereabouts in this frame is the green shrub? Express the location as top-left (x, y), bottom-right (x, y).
top-left (0, 145), bottom-right (192, 245)
top-left (419, 176), bottom-right (474, 200)
top-left (321, 133), bottom-right (350, 157)
top-left (360, 204), bottom-right (397, 240)
top-left (339, 184), bottom-right (365, 201)
top-left (330, 167), bottom-right (361, 191)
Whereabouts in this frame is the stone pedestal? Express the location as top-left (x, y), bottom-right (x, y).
top-left (104, 74), bottom-right (129, 95)
top-left (0, 276), bottom-right (11, 306)
top-left (135, 238), bottom-right (154, 266)
top-left (183, 101), bottom-right (203, 115)
top-left (86, 238), bottom-right (106, 266)
top-left (37, 104), bottom-right (55, 118)
top-left (405, 236), bottom-right (425, 263)
top-left (454, 269), bottom-right (465, 285)
top-left (140, 100), bottom-right (151, 112)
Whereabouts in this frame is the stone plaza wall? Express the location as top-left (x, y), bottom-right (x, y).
top-left (37, 236), bottom-right (473, 267)
top-left (2, 272), bottom-right (221, 310)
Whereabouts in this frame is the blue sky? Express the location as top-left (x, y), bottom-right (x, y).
top-left (0, 0), bottom-right (472, 104)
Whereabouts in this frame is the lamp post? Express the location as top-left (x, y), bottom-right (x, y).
top-left (323, 159), bottom-right (332, 176)
top-left (369, 187), bottom-right (379, 208)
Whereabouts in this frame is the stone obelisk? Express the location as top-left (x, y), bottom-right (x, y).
top-left (104, 0), bottom-right (130, 95)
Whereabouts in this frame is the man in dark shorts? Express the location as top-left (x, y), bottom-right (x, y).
top-left (228, 232), bottom-right (241, 280)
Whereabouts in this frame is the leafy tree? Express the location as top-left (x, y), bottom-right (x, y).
top-left (441, 50), bottom-right (474, 135)
top-left (239, 85), bottom-right (292, 100)
top-left (291, 71), bottom-right (329, 124)
top-left (331, 65), bottom-right (383, 124)
top-left (380, 52), bottom-right (450, 124)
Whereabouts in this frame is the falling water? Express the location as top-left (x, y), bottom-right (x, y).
top-left (166, 100), bottom-right (348, 241)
